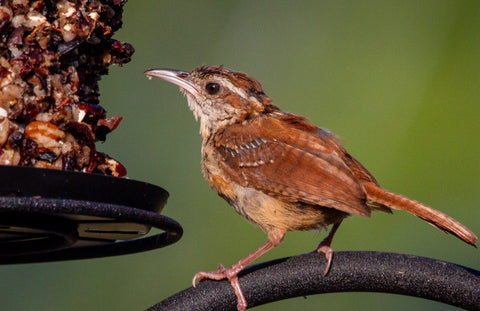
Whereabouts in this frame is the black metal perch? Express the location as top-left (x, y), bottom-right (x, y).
top-left (149, 251), bottom-right (480, 311)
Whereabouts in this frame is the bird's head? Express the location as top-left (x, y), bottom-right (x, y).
top-left (145, 65), bottom-right (278, 138)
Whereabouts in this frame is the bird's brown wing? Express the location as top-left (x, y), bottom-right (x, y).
top-left (213, 114), bottom-right (372, 217)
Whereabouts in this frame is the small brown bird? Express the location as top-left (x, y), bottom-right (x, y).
top-left (145, 65), bottom-right (477, 311)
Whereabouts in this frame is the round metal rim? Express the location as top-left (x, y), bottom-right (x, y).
top-left (0, 196), bottom-right (183, 264)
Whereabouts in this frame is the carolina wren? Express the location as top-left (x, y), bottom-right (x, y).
top-left (145, 65), bottom-right (477, 311)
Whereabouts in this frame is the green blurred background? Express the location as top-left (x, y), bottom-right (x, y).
top-left (2, 1), bottom-right (479, 310)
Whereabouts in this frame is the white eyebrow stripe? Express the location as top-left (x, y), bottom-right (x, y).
top-left (218, 79), bottom-right (263, 108)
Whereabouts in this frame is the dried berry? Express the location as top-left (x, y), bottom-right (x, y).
top-left (78, 102), bottom-right (106, 118)
top-left (93, 152), bottom-right (126, 177)
top-left (8, 27), bottom-right (25, 46)
top-left (8, 131), bottom-right (24, 149)
top-left (0, 67), bottom-right (9, 79)
top-left (38, 149), bottom-right (58, 163)
top-left (22, 103), bottom-right (40, 122)
top-left (62, 154), bottom-right (75, 170)
top-left (63, 121), bottom-right (96, 158)
top-left (95, 116), bottom-right (122, 141)
top-left (0, 17), bottom-right (11, 38)
top-left (20, 136), bottom-right (39, 163)
top-left (57, 38), bottom-right (82, 56)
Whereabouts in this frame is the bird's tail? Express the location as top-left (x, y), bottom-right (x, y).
top-left (363, 183), bottom-right (478, 246)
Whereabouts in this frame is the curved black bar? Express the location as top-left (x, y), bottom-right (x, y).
top-left (0, 197), bottom-right (182, 264)
top-left (150, 251), bottom-right (480, 310)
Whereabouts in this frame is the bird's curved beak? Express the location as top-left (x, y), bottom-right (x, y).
top-left (144, 68), bottom-right (199, 96)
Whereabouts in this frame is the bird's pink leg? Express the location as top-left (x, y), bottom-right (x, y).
top-left (193, 230), bottom-right (285, 311)
top-left (314, 221), bottom-right (341, 275)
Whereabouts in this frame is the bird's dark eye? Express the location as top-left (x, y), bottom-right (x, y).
top-left (205, 82), bottom-right (220, 95)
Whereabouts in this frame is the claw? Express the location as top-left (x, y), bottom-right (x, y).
top-left (191, 265), bottom-right (247, 310)
top-left (192, 274), bottom-right (199, 288)
top-left (193, 263), bottom-right (229, 287)
top-left (316, 244), bottom-right (334, 275)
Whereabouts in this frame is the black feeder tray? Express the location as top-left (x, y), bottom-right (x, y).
top-left (0, 166), bottom-right (182, 264)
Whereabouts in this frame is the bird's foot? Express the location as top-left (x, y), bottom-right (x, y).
top-left (193, 263), bottom-right (247, 311)
top-left (314, 243), bottom-right (334, 276)
top-left (312, 222), bottom-right (340, 275)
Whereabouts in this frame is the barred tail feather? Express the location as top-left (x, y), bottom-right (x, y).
top-left (363, 183), bottom-right (478, 246)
